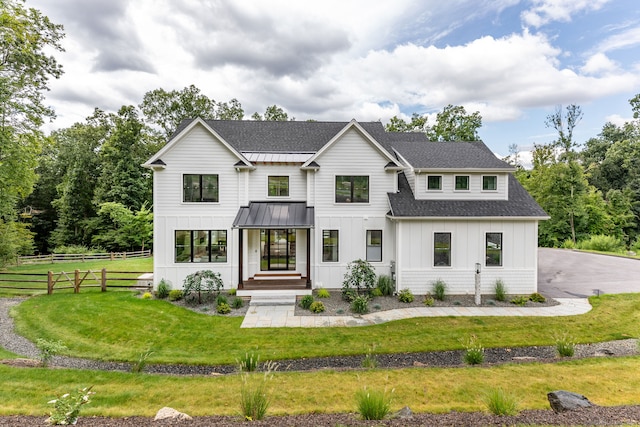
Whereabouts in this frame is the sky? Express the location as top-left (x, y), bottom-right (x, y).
top-left (28, 0), bottom-right (640, 163)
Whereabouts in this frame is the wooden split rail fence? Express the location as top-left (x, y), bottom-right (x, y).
top-left (0, 269), bottom-right (153, 294)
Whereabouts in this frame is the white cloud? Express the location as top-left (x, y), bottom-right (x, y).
top-left (581, 53), bottom-right (619, 75)
top-left (596, 26), bottom-right (640, 52)
top-left (521, 0), bottom-right (610, 28)
top-left (605, 114), bottom-right (633, 126)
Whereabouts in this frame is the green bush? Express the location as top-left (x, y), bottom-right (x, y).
top-left (342, 259), bottom-right (376, 297)
top-left (141, 292), bottom-right (153, 300)
top-left (376, 275), bottom-right (394, 296)
top-left (232, 297), bottom-right (244, 309)
top-left (462, 335), bottom-right (484, 365)
top-left (228, 288), bottom-right (237, 296)
top-left (561, 239), bottom-right (576, 249)
top-left (51, 245), bottom-right (98, 254)
top-left (494, 279), bottom-right (506, 302)
top-left (342, 287), bottom-right (357, 302)
top-left (555, 333), bottom-right (575, 357)
top-left (216, 302), bottom-right (231, 314)
top-left (309, 301), bottom-right (325, 313)
top-left (423, 294), bottom-right (435, 307)
top-left (370, 288), bottom-right (383, 297)
top-left (216, 294), bottom-right (228, 306)
top-left (510, 296), bottom-right (528, 306)
top-left (183, 270), bottom-right (224, 304)
top-left (156, 279), bottom-right (171, 299)
top-left (316, 288), bottom-right (330, 298)
top-left (398, 288), bottom-right (414, 303)
top-left (299, 294), bottom-right (314, 309)
top-left (168, 289), bottom-right (183, 301)
top-left (576, 234), bottom-right (624, 253)
top-left (36, 338), bottom-right (67, 367)
top-left (351, 295), bottom-right (369, 314)
top-left (484, 388), bottom-right (518, 416)
top-left (432, 279), bottom-right (447, 301)
top-left (529, 292), bottom-right (546, 303)
top-left (46, 386), bottom-right (95, 425)
top-left (355, 387), bottom-right (392, 420)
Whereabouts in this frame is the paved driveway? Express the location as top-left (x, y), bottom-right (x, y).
top-left (538, 248), bottom-right (640, 298)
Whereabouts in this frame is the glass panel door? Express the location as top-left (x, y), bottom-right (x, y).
top-left (260, 229), bottom-right (296, 271)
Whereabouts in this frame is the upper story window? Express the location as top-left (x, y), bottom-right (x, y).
top-left (366, 230), bottom-right (382, 262)
top-left (183, 174), bottom-right (218, 202)
top-left (427, 175), bottom-right (442, 191)
top-left (483, 175), bottom-right (497, 191)
top-left (486, 232), bottom-right (502, 267)
top-left (455, 175), bottom-right (469, 191)
top-left (434, 232), bottom-right (451, 267)
top-left (268, 176), bottom-right (289, 197)
top-left (335, 176), bottom-right (369, 203)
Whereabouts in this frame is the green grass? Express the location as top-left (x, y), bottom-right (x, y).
top-left (10, 292), bottom-right (640, 365)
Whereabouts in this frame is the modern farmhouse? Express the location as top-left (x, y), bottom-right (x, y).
top-left (143, 118), bottom-right (548, 295)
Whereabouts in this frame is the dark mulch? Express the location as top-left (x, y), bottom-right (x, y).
top-left (4, 405), bottom-right (640, 426)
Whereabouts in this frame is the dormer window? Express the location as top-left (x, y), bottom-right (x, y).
top-left (455, 175), bottom-right (469, 191)
top-left (427, 175), bottom-right (442, 191)
top-left (483, 175), bottom-right (497, 191)
top-left (268, 176), bottom-right (289, 197)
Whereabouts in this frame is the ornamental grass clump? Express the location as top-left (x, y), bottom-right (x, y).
top-left (555, 333), bottom-right (576, 357)
top-left (316, 287), bottom-right (330, 298)
top-left (239, 360), bottom-right (277, 421)
top-left (299, 294), bottom-right (314, 309)
top-left (483, 388), bottom-right (519, 416)
top-left (355, 387), bottom-right (393, 420)
top-left (131, 348), bottom-right (154, 373)
top-left (232, 297), bottom-right (244, 309)
top-left (361, 346), bottom-right (378, 369)
top-left (432, 279), bottom-right (447, 301)
top-left (237, 351), bottom-right (260, 372)
top-left (462, 335), bottom-right (485, 365)
top-left (494, 279), bottom-right (507, 302)
top-left (376, 275), bottom-right (394, 296)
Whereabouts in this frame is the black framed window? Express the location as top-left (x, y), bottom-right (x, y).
top-left (434, 232), bottom-right (451, 267)
top-left (268, 176), bottom-right (289, 197)
top-left (486, 232), bottom-right (502, 267)
top-left (427, 175), bottom-right (442, 190)
top-left (183, 174), bottom-right (218, 202)
top-left (322, 230), bottom-right (339, 262)
top-left (455, 175), bottom-right (469, 191)
top-left (335, 176), bottom-right (369, 203)
top-left (483, 175), bottom-right (497, 191)
top-left (366, 230), bottom-right (382, 262)
top-left (175, 230), bottom-right (227, 263)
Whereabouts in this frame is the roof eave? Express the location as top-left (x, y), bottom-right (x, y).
top-left (386, 215), bottom-right (550, 221)
top-left (413, 167), bottom-right (516, 173)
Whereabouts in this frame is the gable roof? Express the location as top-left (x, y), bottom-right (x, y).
top-left (388, 173), bottom-right (548, 219)
top-left (392, 140), bottom-right (514, 171)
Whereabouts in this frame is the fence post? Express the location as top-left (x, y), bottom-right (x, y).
top-left (101, 268), bottom-right (107, 292)
top-left (48, 271), bottom-right (53, 295)
top-left (74, 269), bottom-right (80, 293)
top-left (110, 252), bottom-right (114, 261)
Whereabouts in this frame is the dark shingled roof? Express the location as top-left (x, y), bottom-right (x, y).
top-left (392, 141), bottom-right (513, 170)
top-left (388, 173), bottom-right (548, 218)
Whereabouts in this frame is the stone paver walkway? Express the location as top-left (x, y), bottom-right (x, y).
top-left (240, 298), bottom-right (591, 328)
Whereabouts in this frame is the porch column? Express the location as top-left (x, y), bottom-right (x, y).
top-left (306, 228), bottom-right (311, 288)
top-left (238, 229), bottom-right (244, 288)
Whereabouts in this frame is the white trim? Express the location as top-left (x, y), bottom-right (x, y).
top-left (454, 174), bottom-right (470, 191)
top-left (266, 175), bottom-right (291, 199)
top-left (321, 228), bottom-right (340, 263)
top-left (333, 174), bottom-right (371, 205)
top-left (365, 229), bottom-right (383, 263)
top-left (387, 215), bottom-right (550, 221)
top-left (481, 175), bottom-right (498, 192)
top-left (484, 231), bottom-right (504, 268)
top-left (433, 231), bottom-right (453, 268)
top-left (426, 174), bottom-right (443, 192)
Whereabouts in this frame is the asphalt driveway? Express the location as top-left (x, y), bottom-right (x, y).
top-left (538, 248), bottom-right (640, 298)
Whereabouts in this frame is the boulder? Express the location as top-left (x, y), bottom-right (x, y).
top-left (547, 390), bottom-right (594, 413)
top-left (154, 407), bottom-right (192, 422)
top-left (391, 406), bottom-right (413, 419)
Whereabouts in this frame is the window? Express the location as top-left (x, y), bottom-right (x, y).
top-left (366, 230), bottom-right (382, 262)
top-left (483, 175), bottom-right (497, 191)
top-left (183, 174), bottom-right (218, 202)
top-left (434, 232), bottom-right (451, 267)
top-left (322, 230), bottom-right (339, 262)
top-left (268, 176), bottom-right (289, 197)
top-left (427, 175), bottom-right (442, 191)
top-left (335, 176), bottom-right (369, 203)
top-left (455, 175), bottom-right (469, 191)
top-left (175, 230), bottom-right (227, 263)
top-left (486, 232), bottom-right (502, 267)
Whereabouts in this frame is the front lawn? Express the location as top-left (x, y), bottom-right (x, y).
top-left (11, 291), bottom-right (640, 365)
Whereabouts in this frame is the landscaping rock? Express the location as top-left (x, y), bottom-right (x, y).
top-left (0, 358), bottom-right (41, 368)
top-left (153, 407), bottom-right (192, 422)
top-left (392, 406), bottom-right (413, 419)
top-left (547, 390), bottom-right (594, 413)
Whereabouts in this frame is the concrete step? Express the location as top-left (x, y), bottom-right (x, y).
top-left (247, 290), bottom-right (300, 306)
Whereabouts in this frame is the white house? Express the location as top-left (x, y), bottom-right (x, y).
top-left (143, 118), bottom-right (548, 295)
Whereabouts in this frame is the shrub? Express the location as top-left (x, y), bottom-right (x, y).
top-left (510, 295), bottom-right (528, 306)
top-left (370, 288), bottom-right (383, 297)
top-left (216, 294), bottom-right (228, 306)
top-left (237, 352), bottom-right (260, 372)
top-left (494, 279), bottom-right (506, 302)
top-left (576, 234), bottom-right (624, 253)
top-left (36, 339), bottom-right (67, 367)
top-left (232, 297), bottom-right (244, 309)
top-left (216, 302), bottom-right (231, 314)
top-left (355, 387), bottom-right (393, 420)
top-left (462, 335), bottom-right (484, 365)
top-left (316, 288), bottom-right (330, 298)
top-left (156, 279), bottom-right (171, 299)
top-left (183, 270), bottom-right (224, 304)
top-left (299, 294), bottom-right (314, 309)
top-left (239, 361), bottom-right (277, 421)
top-left (351, 295), bottom-right (369, 314)
top-left (47, 386), bottom-right (95, 425)
top-left (141, 292), bottom-right (153, 300)
top-left (342, 259), bottom-right (376, 298)
top-left (529, 292), bottom-right (546, 303)
top-left (309, 301), bottom-right (325, 313)
top-left (432, 279), bottom-right (447, 301)
top-left (376, 275), bottom-right (394, 296)
top-left (342, 287), bottom-right (357, 302)
top-left (228, 288), bottom-right (237, 296)
top-left (398, 288), bottom-right (414, 303)
top-left (484, 388), bottom-right (518, 416)
top-left (561, 239), bottom-right (576, 249)
top-left (555, 333), bottom-right (575, 357)
top-left (51, 245), bottom-right (95, 254)
top-left (168, 289), bottom-right (183, 301)
top-left (423, 294), bottom-right (435, 307)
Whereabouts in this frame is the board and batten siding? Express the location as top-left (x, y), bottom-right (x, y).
top-left (415, 173), bottom-right (508, 200)
top-left (394, 219), bottom-right (538, 295)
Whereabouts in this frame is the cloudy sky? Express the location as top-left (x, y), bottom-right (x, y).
top-left (29, 0), bottom-right (640, 157)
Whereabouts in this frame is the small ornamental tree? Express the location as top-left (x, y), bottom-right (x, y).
top-left (342, 259), bottom-right (376, 299)
top-left (183, 270), bottom-right (224, 304)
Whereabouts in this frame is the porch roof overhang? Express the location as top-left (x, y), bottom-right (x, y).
top-left (232, 202), bottom-right (315, 229)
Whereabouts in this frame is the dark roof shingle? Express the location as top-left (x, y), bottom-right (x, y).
top-left (392, 141), bottom-right (513, 170)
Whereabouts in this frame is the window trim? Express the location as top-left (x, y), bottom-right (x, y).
top-left (454, 175), bottom-right (470, 191)
top-left (322, 229), bottom-right (339, 263)
top-left (426, 175), bottom-right (443, 191)
top-left (485, 232), bottom-right (503, 267)
top-left (267, 175), bottom-right (290, 198)
top-left (183, 174), bottom-right (219, 203)
top-left (433, 232), bottom-right (452, 267)
top-left (175, 229), bottom-right (227, 263)
top-left (365, 230), bottom-right (382, 262)
top-left (335, 175), bottom-right (370, 203)
top-left (482, 175), bottom-right (498, 192)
